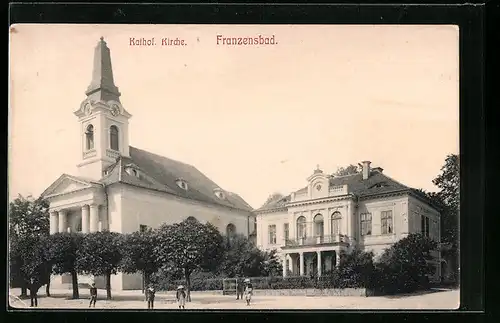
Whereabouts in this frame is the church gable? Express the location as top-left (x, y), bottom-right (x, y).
top-left (42, 174), bottom-right (95, 197)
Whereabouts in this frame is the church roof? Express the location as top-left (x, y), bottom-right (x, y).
top-left (255, 170), bottom-right (414, 212)
top-left (100, 146), bottom-right (253, 212)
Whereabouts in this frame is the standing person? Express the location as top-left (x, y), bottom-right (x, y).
top-left (146, 284), bottom-right (156, 309)
top-left (243, 278), bottom-right (253, 306)
top-left (236, 278), bottom-right (244, 300)
top-left (176, 285), bottom-right (186, 309)
top-left (89, 283), bottom-right (97, 308)
top-left (28, 277), bottom-right (39, 307)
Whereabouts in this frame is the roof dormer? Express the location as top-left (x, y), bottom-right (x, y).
top-left (213, 188), bottom-right (226, 200)
top-left (176, 178), bottom-right (188, 190)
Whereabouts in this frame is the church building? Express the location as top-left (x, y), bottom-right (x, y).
top-left (41, 38), bottom-right (254, 290)
top-left (254, 162), bottom-right (443, 282)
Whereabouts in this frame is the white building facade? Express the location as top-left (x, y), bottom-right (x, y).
top-left (254, 162), bottom-right (442, 282)
top-left (42, 38), bottom-right (254, 290)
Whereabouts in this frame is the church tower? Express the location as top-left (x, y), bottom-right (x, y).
top-left (74, 37), bottom-right (132, 180)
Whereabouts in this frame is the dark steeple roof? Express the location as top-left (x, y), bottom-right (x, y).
top-left (85, 37), bottom-right (121, 102)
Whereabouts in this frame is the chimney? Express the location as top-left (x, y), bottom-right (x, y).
top-left (361, 161), bottom-right (371, 180)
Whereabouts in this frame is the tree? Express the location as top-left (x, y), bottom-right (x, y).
top-left (217, 234), bottom-right (264, 277)
top-left (259, 249), bottom-right (283, 277)
top-left (76, 231), bottom-right (123, 299)
top-left (337, 247), bottom-right (375, 287)
top-left (10, 233), bottom-right (51, 303)
top-left (120, 230), bottom-right (162, 292)
top-left (374, 233), bottom-right (438, 293)
top-left (432, 154), bottom-right (459, 248)
top-left (333, 164), bottom-right (361, 176)
top-left (9, 195), bottom-right (50, 298)
top-left (155, 218), bottom-right (224, 302)
top-left (46, 232), bottom-right (83, 299)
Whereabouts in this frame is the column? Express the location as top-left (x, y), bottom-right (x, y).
top-left (336, 251), bottom-right (341, 267)
top-left (299, 252), bottom-right (305, 276)
top-left (49, 211), bottom-right (58, 234)
top-left (58, 210), bottom-right (67, 233)
top-left (100, 205), bottom-right (109, 231)
top-left (317, 251), bottom-right (322, 277)
top-left (89, 204), bottom-right (99, 232)
top-left (282, 253), bottom-right (288, 277)
top-left (81, 205), bottom-right (90, 233)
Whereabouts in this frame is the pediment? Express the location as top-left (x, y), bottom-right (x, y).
top-left (42, 174), bottom-right (95, 198)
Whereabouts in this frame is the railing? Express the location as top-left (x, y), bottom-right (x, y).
top-left (106, 149), bottom-right (120, 159)
top-left (329, 185), bottom-right (348, 196)
top-left (284, 234), bottom-right (349, 247)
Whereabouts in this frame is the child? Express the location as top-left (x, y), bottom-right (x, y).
top-left (89, 283), bottom-right (97, 308)
top-left (243, 279), bottom-right (253, 306)
top-left (176, 285), bottom-right (186, 309)
top-left (146, 284), bottom-right (156, 309)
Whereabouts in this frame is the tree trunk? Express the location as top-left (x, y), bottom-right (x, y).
top-left (45, 280), bottom-right (50, 297)
top-left (105, 271), bottom-right (112, 300)
top-left (184, 268), bottom-right (191, 302)
top-left (71, 269), bottom-right (79, 299)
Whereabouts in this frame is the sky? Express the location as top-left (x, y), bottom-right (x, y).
top-left (9, 24), bottom-right (459, 209)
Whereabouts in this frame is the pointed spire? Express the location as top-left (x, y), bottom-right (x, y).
top-left (85, 37), bottom-right (121, 102)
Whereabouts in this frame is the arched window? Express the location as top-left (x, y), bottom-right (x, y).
top-left (296, 216), bottom-right (307, 239)
top-left (110, 125), bottom-right (119, 151)
top-left (314, 214), bottom-right (324, 237)
top-left (85, 124), bottom-right (94, 150)
top-left (331, 212), bottom-right (342, 236)
top-left (186, 216), bottom-right (197, 223)
top-left (226, 223), bottom-right (236, 237)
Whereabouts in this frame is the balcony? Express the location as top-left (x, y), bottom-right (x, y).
top-left (284, 234), bottom-right (349, 247)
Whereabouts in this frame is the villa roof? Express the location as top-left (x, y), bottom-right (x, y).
top-left (255, 170), bottom-right (415, 212)
top-left (100, 146), bottom-right (253, 212)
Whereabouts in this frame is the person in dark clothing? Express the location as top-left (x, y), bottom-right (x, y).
top-left (146, 284), bottom-right (156, 309)
top-left (236, 278), bottom-right (244, 300)
top-left (28, 277), bottom-right (39, 307)
top-left (89, 283), bottom-right (97, 308)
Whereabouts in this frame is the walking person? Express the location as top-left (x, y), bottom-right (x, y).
top-left (176, 285), bottom-right (186, 309)
top-left (28, 277), bottom-right (39, 307)
top-left (89, 283), bottom-right (97, 308)
top-left (236, 278), bottom-right (244, 300)
top-left (146, 283), bottom-right (156, 309)
top-left (243, 278), bottom-right (253, 306)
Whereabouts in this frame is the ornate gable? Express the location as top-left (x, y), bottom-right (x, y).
top-left (42, 174), bottom-right (97, 198)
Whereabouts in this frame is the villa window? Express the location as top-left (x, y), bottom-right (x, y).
top-left (381, 210), bottom-right (393, 234)
top-left (331, 211), bottom-right (342, 236)
top-left (139, 224), bottom-right (148, 232)
top-left (296, 216), bottom-right (307, 239)
top-left (85, 124), bottom-right (94, 150)
top-left (314, 214), bottom-right (324, 237)
top-left (284, 223), bottom-right (289, 241)
top-left (360, 213), bottom-right (372, 236)
top-left (421, 215), bottom-right (430, 237)
top-left (110, 125), bottom-right (119, 151)
top-left (268, 224), bottom-right (277, 244)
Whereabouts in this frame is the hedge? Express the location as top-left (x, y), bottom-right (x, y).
top-left (156, 273), bottom-right (367, 291)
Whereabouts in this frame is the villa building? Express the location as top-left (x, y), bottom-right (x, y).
top-left (254, 162), bottom-right (442, 282)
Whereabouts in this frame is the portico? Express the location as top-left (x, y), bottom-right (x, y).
top-left (281, 236), bottom-right (349, 277)
top-left (49, 203), bottom-right (109, 234)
